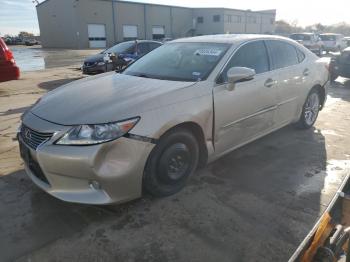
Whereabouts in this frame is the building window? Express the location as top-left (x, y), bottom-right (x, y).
top-left (226, 15), bottom-right (232, 23)
top-left (213, 15), bottom-right (220, 22)
top-left (197, 17), bottom-right (204, 24)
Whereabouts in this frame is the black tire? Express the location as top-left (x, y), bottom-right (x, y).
top-left (143, 128), bottom-right (199, 197)
top-left (296, 88), bottom-right (321, 129)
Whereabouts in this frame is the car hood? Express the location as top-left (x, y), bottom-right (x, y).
top-left (84, 53), bottom-right (104, 63)
top-left (31, 73), bottom-right (197, 125)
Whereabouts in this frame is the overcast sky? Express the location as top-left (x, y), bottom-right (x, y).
top-left (1, 0), bottom-right (349, 36)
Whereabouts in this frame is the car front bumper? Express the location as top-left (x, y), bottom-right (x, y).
top-left (82, 64), bottom-right (106, 74)
top-left (19, 113), bottom-right (155, 205)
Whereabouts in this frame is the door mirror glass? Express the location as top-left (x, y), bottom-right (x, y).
top-left (227, 67), bottom-right (255, 84)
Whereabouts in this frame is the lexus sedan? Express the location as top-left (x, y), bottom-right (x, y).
top-left (18, 34), bottom-right (329, 205)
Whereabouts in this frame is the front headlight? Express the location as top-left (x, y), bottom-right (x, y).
top-left (56, 117), bottom-right (140, 145)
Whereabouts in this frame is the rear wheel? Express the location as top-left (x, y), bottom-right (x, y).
top-left (297, 89), bottom-right (321, 129)
top-left (143, 129), bottom-right (199, 197)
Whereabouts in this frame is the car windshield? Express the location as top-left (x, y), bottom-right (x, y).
top-left (320, 35), bottom-right (336, 41)
top-left (123, 42), bottom-right (230, 82)
top-left (290, 34), bottom-right (311, 41)
top-left (103, 42), bottom-right (134, 54)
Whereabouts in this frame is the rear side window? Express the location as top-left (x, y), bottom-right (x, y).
top-left (267, 40), bottom-right (299, 70)
top-left (296, 48), bottom-right (305, 63)
top-left (137, 43), bottom-right (150, 55)
top-left (149, 42), bottom-right (161, 51)
top-left (218, 41), bottom-right (269, 83)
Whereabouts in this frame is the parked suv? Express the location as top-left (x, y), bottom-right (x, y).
top-left (320, 33), bottom-right (346, 53)
top-left (290, 33), bottom-right (324, 55)
top-left (0, 38), bottom-right (20, 82)
top-left (19, 35), bottom-right (329, 205)
top-left (82, 40), bottom-right (162, 75)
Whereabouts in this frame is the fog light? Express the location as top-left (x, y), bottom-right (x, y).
top-left (89, 180), bottom-right (101, 190)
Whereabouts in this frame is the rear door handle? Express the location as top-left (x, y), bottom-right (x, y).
top-left (303, 69), bottom-right (310, 76)
top-left (264, 78), bottom-right (275, 88)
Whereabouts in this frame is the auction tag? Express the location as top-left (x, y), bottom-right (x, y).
top-left (194, 49), bottom-right (222, 56)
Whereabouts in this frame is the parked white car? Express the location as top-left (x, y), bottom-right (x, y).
top-left (18, 34), bottom-right (329, 204)
top-left (320, 33), bottom-right (347, 53)
top-left (290, 33), bottom-right (324, 55)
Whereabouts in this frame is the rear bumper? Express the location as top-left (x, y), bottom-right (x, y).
top-left (0, 64), bottom-right (20, 82)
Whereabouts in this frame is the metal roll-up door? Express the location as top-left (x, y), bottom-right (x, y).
top-left (88, 24), bottom-right (106, 48)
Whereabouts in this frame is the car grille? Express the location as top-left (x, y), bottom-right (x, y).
top-left (20, 125), bottom-right (54, 150)
top-left (84, 61), bottom-right (97, 67)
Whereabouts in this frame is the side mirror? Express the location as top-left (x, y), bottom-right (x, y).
top-left (226, 67), bottom-right (256, 91)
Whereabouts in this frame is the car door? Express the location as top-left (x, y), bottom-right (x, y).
top-left (265, 40), bottom-right (303, 126)
top-left (213, 40), bottom-right (278, 154)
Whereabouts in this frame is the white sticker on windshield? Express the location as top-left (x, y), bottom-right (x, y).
top-left (194, 49), bottom-right (222, 56)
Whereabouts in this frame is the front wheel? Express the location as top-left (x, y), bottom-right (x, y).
top-left (297, 89), bottom-right (321, 129)
top-left (143, 129), bottom-right (199, 197)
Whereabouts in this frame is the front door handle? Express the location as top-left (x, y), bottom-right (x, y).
top-left (303, 69), bottom-right (310, 76)
top-left (264, 78), bottom-right (275, 88)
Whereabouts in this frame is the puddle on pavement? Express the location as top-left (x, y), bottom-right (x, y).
top-left (10, 46), bottom-right (100, 72)
top-left (295, 160), bottom-right (350, 213)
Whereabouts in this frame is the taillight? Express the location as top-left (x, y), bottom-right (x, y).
top-left (4, 48), bottom-right (14, 62)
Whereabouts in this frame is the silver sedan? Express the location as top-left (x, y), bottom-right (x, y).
top-left (18, 34), bottom-right (329, 204)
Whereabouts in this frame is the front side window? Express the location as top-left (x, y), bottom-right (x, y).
top-left (103, 41), bottom-right (135, 54)
top-left (217, 41), bottom-right (269, 84)
top-left (267, 40), bottom-right (299, 70)
top-left (123, 42), bottom-right (230, 82)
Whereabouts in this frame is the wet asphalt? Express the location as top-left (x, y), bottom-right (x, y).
top-left (1, 69), bottom-right (350, 261)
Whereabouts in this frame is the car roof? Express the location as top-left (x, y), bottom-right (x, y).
top-left (125, 40), bottom-right (162, 44)
top-left (172, 34), bottom-right (294, 45)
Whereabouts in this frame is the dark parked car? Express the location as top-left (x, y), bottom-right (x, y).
top-left (0, 38), bottom-right (20, 82)
top-left (82, 40), bottom-right (162, 75)
top-left (330, 47), bottom-right (350, 81)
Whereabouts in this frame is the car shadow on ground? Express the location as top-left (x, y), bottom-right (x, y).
top-left (0, 123), bottom-right (330, 262)
top-left (0, 106), bottom-right (30, 117)
top-left (38, 77), bottom-right (82, 91)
